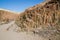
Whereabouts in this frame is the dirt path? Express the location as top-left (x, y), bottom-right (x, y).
top-left (0, 21), bottom-right (15, 31)
top-left (0, 31), bottom-right (48, 40)
top-left (0, 21), bottom-right (48, 40)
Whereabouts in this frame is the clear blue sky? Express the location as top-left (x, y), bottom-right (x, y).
top-left (0, 0), bottom-right (44, 12)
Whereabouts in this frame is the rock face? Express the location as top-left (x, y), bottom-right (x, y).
top-left (16, 0), bottom-right (60, 30)
top-left (16, 0), bottom-right (60, 40)
top-left (0, 9), bottom-right (19, 23)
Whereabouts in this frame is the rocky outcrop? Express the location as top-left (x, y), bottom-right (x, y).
top-left (16, 0), bottom-right (60, 40)
top-left (16, 0), bottom-right (60, 30)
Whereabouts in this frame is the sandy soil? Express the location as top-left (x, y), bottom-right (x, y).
top-left (0, 21), bottom-right (48, 40)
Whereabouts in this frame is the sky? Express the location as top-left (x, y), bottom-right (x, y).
top-left (0, 0), bottom-right (44, 12)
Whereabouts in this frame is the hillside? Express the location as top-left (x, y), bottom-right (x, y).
top-left (15, 0), bottom-right (60, 40)
top-left (16, 0), bottom-right (60, 30)
top-left (0, 9), bottom-right (19, 24)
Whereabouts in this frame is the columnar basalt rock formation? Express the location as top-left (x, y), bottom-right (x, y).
top-left (16, 0), bottom-right (60, 30)
top-left (16, 0), bottom-right (60, 40)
